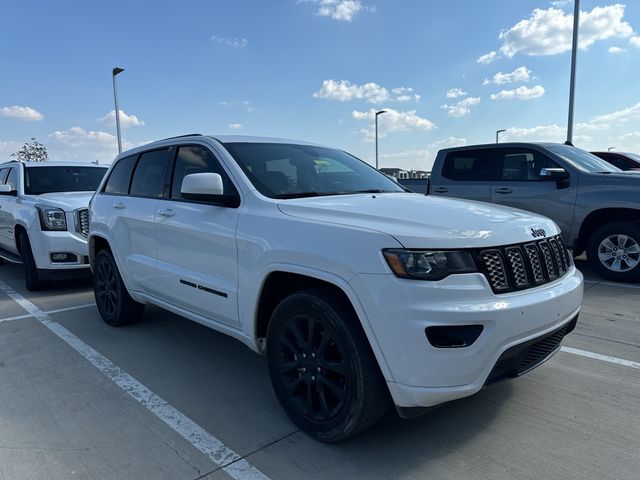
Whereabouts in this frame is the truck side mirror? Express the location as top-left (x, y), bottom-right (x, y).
top-left (0, 184), bottom-right (16, 196)
top-left (540, 168), bottom-right (569, 181)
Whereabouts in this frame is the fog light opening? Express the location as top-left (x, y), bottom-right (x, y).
top-left (50, 252), bottom-right (77, 263)
top-left (425, 325), bottom-right (484, 348)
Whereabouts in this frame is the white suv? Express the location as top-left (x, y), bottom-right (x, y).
top-left (0, 161), bottom-right (107, 290)
top-left (89, 135), bottom-right (583, 442)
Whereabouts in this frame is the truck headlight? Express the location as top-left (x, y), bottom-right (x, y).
top-left (382, 249), bottom-right (477, 280)
top-left (36, 205), bottom-right (67, 231)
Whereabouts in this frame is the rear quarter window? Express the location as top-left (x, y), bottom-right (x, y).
top-left (442, 150), bottom-right (493, 181)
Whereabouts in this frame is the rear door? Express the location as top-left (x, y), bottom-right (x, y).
top-left (490, 147), bottom-right (578, 235)
top-left (431, 149), bottom-right (494, 202)
top-left (153, 144), bottom-right (241, 327)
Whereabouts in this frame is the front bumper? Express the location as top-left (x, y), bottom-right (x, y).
top-left (349, 267), bottom-right (583, 408)
top-left (29, 230), bottom-right (90, 270)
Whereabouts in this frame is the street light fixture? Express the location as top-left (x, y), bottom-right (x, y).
top-left (496, 129), bottom-right (506, 144)
top-left (375, 109), bottom-right (387, 169)
top-left (112, 67), bottom-right (125, 154)
top-left (608, 146), bottom-right (616, 152)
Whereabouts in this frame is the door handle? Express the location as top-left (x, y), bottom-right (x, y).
top-left (112, 202), bottom-right (125, 209)
top-left (158, 208), bottom-right (175, 217)
top-left (494, 188), bottom-right (513, 194)
top-left (433, 187), bottom-right (449, 193)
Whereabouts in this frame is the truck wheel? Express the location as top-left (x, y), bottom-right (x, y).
top-left (266, 288), bottom-right (390, 442)
top-left (587, 222), bottom-right (640, 282)
top-left (93, 249), bottom-right (145, 326)
top-left (19, 233), bottom-right (42, 291)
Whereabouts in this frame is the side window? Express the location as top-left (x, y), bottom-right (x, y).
top-left (171, 146), bottom-right (237, 201)
top-left (130, 149), bottom-right (171, 198)
top-left (497, 148), bottom-right (560, 181)
top-left (6, 168), bottom-right (18, 190)
top-left (442, 150), bottom-right (493, 180)
top-left (0, 168), bottom-right (9, 184)
top-left (104, 155), bottom-right (137, 195)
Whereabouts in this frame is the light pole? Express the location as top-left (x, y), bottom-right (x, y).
top-left (608, 146), bottom-right (616, 151)
top-left (496, 129), bottom-right (506, 143)
top-left (566, 0), bottom-right (580, 145)
top-left (112, 67), bottom-right (125, 154)
top-left (375, 109), bottom-right (386, 169)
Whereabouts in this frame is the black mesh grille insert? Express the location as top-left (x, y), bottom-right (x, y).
top-left (477, 235), bottom-right (571, 294)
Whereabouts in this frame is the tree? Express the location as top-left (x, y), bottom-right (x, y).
top-left (12, 138), bottom-right (48, 162)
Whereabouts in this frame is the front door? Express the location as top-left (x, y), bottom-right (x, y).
top-left (154, 145), bottom-right (241, 327)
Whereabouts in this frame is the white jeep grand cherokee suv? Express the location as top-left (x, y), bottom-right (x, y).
top-left (89, 135), bottom-right (583, 442)
top-left (0, 161), bottom-right (107, 290)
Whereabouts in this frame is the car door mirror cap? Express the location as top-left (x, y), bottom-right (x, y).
top-left (181, 172), bottom-right (224, 196)
top-left (540, 168), bottom-right (569, 181)
top-left (0, 184), bottom-right (16, 195)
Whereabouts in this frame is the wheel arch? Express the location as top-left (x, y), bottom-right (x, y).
top-left (576, 208), bottom-right (640, 255)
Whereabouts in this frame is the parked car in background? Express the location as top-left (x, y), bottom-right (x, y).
top-left (89, 134), bottom-right (582, 442)
top-left (0, 161), bottom-right (108, 290)
top-left (590, 151), bottom-right (640, 171)
top-left (429, 143), bottom-right (640, 282)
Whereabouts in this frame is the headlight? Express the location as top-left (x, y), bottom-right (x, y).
top-left (382, 249), bottom-right (477, 280)
top-left (36, 205), bottom-right (67, 231)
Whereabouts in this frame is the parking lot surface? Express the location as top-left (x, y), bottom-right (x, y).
top-left (0, 260), bottom-right (638, 480)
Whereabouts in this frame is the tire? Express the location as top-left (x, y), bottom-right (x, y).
top-left (586, 221), bottom-right (640, 282)
top-left (19, 233), bottom-right (42, 291)
top-left (93, 249), bottom-right (145, 326)
top-left (266, 288), bottom-right (390, 442)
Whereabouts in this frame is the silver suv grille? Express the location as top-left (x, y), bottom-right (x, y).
top-left (76, 209), bottom-right (90, 237)
top-left (477, 235), bottom-right (571, 294)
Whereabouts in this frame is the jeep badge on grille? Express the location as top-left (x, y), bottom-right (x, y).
top-left (531, 228), bottom-right (546, 238)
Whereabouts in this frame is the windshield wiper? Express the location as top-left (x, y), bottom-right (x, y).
top-left (271, 191), bottom-right (323, 199)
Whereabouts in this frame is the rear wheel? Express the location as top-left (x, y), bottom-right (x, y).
top-left (19, 233), bottom-right (42, 291)
top-left (93, 249), bottom-right (144, 326)
top-left (266, 288), bottom-right (390, 442)
top-left (587, 221), bottom-right (640, 282)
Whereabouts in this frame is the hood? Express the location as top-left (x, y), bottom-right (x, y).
top-left (581, 172), bottom-right (640, 183)
top-left (277, 193), bottom-right (559, 249)
top-left (23, 191), bottom-right (94, 211)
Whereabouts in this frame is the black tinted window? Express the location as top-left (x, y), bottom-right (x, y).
top-left (496, 149), bottom-right (560, 181)
top-left (130, 149), bottom-right (171, 198)
top-left (24, 167), bottom-right (107, 194)
top-left (104, 155), bottom-right (137, 195)
top-left (171, 146), bottom-right (237, 201)
top-left (6, 168), bottom-right (18, 190)
top-left (442, 150), bottom-right (493, 180)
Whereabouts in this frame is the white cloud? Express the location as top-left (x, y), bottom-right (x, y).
top-left (477, 51), bottom-right (498, 64)
top-left (498, 5), bottom-right (635, 58)
top-left (228, 123), bottom-right (243, 129)
top-left (211, 35), bottom-right (248, 48)
top-left (301, 0), bottom-right (372, 21)
top-left (446, 88), bottom-right (467, 98)
top-left (98, 110), bottom-right (145, 128)
top-left (379, 137), bottom-right (467, 171)
top-left (590, 102), bottom-right (640, 125)
top-left (550, 1), bottom-right (571, 7)
top-left (440, 97), bottom-right (481, 117)
top-left (352, 108), bottom-right (435, 141)
top-left (48, 126), bottom-right (141, 163)
top-left (630, 36), bottom-right (640, 47)
top-left (608, 46), bottom-right (626, 54)
top-left (490, 85), bottom-right (545, 100)
top-left (313, 80), bottom-right (419, 103)
top-left (0, 106), bottom-right (44, 122)
top-left (483, 66), bottom-right (532, 85)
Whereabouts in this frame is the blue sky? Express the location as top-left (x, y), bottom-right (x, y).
top-left (2, 0), bottom-right (640, 170)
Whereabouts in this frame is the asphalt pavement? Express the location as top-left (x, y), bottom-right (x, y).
top-left (0, 259), bottom-right (638, 480)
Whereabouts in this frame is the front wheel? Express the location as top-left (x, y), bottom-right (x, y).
top-left (93, 249), bottom-right (145, 326)
top-left (266, 288), bottom-right (390, 442)
top-left (587, 221), bottom-right (640, 282)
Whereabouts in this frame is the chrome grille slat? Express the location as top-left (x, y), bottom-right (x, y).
top-left (479, 235), bottom-right (570, 294)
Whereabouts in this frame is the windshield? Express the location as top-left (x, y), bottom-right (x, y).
top-left (25, 166), bottom-right (108, 195)
top-left (546, 145), bottom-right (621, 173)
top-left (223, 142), bottom-right (406, 198)
top-left (624, 152), bottom-right (640, 164)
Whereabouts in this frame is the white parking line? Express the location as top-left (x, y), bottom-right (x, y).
top-left (0, 281), bottom-right (270, 480)
top-left (584, 280), bottom-right (640, 290)
top-left (0, 303), bottom-right (96, 324)
top-left (561, 346), bottom-right (640, 370)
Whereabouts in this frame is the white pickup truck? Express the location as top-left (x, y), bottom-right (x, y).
top-left (89, 135), bottom-right (583, 441)
top-left (0, 161), bottom-right (107, 290)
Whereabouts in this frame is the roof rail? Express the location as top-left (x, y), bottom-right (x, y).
top-left (160, 133), bottom-right (203, 141)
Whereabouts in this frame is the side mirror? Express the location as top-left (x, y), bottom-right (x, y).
top-left (540, 168), bottom-right (569, 181)
top-left (0, 184), bottom-right (16, 196)
top-left (180, 173), bottom-right (238, 206)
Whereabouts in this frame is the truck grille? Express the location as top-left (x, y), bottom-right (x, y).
top-left (476, 235), bottom-right (571, 294)
top-left (76, 209), bottom-right (90, 237)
